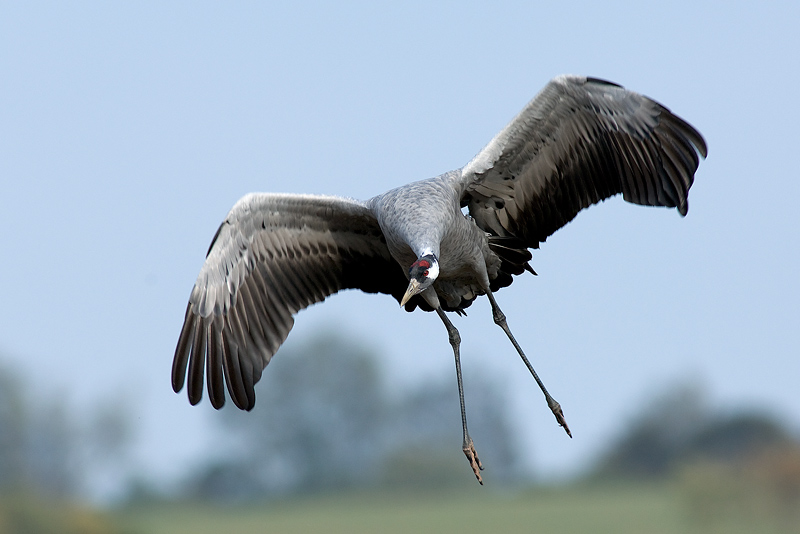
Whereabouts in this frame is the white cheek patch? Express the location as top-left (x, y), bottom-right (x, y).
top-left (426, 260), bottom-right (439, 281)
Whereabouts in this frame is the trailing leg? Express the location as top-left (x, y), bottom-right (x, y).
top-left (485, 291), bottom-right (572, 438)
top-left (436, 307), bottom-right (483, 484)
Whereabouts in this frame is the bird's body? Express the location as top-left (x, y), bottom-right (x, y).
top-left (173, 75), bottom-right (707, 483)
top-left (368, 172), bottom-right (497, 311)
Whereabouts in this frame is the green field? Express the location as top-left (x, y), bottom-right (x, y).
top-left (114, 482), bottom-right (799, 534)
top-left (3, 480), bottom-right (797, 534)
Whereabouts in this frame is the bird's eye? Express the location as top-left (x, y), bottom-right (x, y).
top-left (423, 270), bottom-right (429, 277)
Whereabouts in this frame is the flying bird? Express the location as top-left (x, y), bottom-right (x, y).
top-left (172, 75), bottom-right (707, 484)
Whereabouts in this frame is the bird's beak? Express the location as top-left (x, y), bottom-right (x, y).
top-left (400, 279), bottom-right (421, 307)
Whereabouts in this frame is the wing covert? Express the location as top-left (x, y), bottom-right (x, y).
top-left (172, 193), bottom-right (406, 410)
top-left (459, 75), bottom-right (707, 248)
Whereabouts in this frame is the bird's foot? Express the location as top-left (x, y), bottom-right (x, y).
top-left (547, 396), bottom-right (572, 438)
top-left (463, 438), bottom-right (484, 485)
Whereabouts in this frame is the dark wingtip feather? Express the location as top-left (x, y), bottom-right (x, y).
top-left (221, 330), bottom-right (250, 411)
top-left (663, 111), bottom-right (708, 160)
top-left (659, 111), bottom-right (705, 217)
top-left (207, 323), bottom-right (226, 410)
top-left (206, 222), bottom-right (226, 257)
top-left (585, 76), bottom-right (624, 88)
top-left (187, 319), bottom-right (206, 406)
top-left (172, 304), bottom-right (196, 393)
top-left (240, 352), bottom-right (257, 410)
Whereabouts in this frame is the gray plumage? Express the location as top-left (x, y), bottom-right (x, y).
top-left (172, 75), bottom-right (707, 482)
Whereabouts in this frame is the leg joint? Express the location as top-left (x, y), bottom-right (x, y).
top-left (448, 329), bottom-right (461, 346)
top-left (492, 308), bottom-right (506, 325)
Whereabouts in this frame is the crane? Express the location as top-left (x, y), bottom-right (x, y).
top-left (172, 75), bottom-right (707, 484)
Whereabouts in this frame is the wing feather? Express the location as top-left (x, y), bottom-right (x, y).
top-left (187, 319), bottom-right (206, 406)
top-left (172, 193), bottom-right (406, 410)
top-left (459, 75), bottom-right (707, 248)
top-left (207, 320), bottom-right (225, 409)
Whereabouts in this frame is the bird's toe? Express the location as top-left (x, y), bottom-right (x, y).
top-left (462, 438), bottom-right (484, 485)
top-left (547, 398), bottom-right (572, 438)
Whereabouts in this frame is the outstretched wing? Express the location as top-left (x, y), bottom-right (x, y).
top-left (172, 193), bottom-right (407, 411)
top-left (459, 75), bottom-right (707, 248)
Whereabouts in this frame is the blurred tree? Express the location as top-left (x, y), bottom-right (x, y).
top-left (80, 398), bottom-right (135, 501)
top-left (189, 332), bottom-right (521, 499)
top-left (0, 361), bottom-right (134, 501)
top-left (0, 493), bottom-right (130, 534)
top-left (25, 401), bottom-right (78, 497)
top-left (687, 412), bottom-right (793, 461)
top-left (0, 366), bottom-right (26, 492)
top-left (198, 334), bottom-right (388, 498)
top-left (0, 364), bottom-right (81, 497)
top-left (383, 373), bottom-right (522, 486)
top-left (679, 443), bottom-right (800, 531)
top-left (590, 381), bottom-right (797, 480)
top-left (591, 382), bottom-right (710, 478)
top-left (0, 362), bottom-right (136, 532)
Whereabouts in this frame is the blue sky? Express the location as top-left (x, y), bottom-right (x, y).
top-left (1, 2), bottom-right (798, 488)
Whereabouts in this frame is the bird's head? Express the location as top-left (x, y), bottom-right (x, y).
top-left (400, 254), bottom-right (439, 306)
